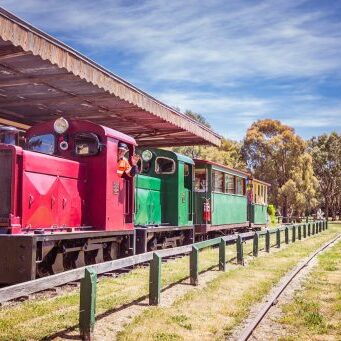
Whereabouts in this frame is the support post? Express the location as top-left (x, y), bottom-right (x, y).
top-left (265, 230), bottom-right (270, 252)
top-left (285, 226), bottom-right (289, 244)
top-left (79, 268), bottom-right (97, 340)
top-left (303, 224), bottom-right (307, 238)
top-left (253, 232), bottom-right (259, 257)
top-left (149, 252), bottom-right (162, 305)
top-left (219, 239), bottom-right (226, 271)
top-left (308, 223), bottom-right (311, 236)
top-left (236, 235), bottom-right (244, 265)
top-left (326, 219), bottom-right (328, 229)
top-left (319, 221), bottom-right (322, 232)
top-left (298, 225), bottom-right (302, 240)
top-left (292, 225), bottom-right (296, 242)
top-left (190, 246), bottom-right (199, 285)
top-left (276, 228), bottom-right (280, 248)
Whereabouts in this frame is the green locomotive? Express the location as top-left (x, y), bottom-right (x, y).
top-left (135, 148), bottom-right (194, 253)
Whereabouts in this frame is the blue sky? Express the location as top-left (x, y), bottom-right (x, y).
top-left (2, 0), bottom-right (341, 140)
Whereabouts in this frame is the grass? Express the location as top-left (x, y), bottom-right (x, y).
top-left (0, 224), bottom-right (339, 340)
top-left (117, 224), bottom-right (340, 341)
top-left (278, 233), bottom-right (341, 340)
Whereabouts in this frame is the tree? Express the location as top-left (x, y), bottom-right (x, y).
top-left (242, 119), bottom-right (318, 219)
top-left (308, 132), bottom-right (341, 220)
top-left (172, 110), bottom-right (246, 169)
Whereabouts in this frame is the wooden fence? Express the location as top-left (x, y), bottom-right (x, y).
top-left (0, 220), bottom-right (327, 339)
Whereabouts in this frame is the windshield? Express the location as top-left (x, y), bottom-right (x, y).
top-left (27, 134), bottom-right (55, 155)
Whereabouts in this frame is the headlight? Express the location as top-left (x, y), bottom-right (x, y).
top-left (141, 150), bottom-right (153, 162)
top-left (54, 117), bottom-right (69, 134)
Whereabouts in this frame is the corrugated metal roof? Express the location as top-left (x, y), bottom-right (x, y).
top-left (0, 7), bottom-right (221, 147)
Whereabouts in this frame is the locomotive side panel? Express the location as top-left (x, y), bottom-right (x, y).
top-left (21, 151), bottom-right (86, 230)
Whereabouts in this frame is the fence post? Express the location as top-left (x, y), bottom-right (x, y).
top-left (308, 223), bottom-right (311, 236)
top-left (236, 235), bottom-right (244, 265)
top-left (265, 230), bottom-right (270, 252)
top-left (326, 220), bottom-right (328, 229)
top-left (219, 239), bottom-right (226, 271)
top-left (323, 220), bottom-right (325, 231)
top-left (79, 268), bottom-right (97, 340)
top-left (313, 222), bottom-right (316, 235)
top-left (298, 225), bottom-right (302, 240)
top-left (319, 221), bottom-right (322, 232)
top-left (306, 216), bottom-right (309, 223)
top-left (190, 246), bottom-right (199, 285)
top-left (285, 226), bottom-right (289, 244)
top-left (276, 228), bottom-right (281, 248)
top-left (303, 224), bottom-right (307, 238)
top-left (253, 232), bottom-right (259, 257)
top-left (149, 252), bottom-right (162, 305)
top-left (292, 225), bottom-right (296, 243)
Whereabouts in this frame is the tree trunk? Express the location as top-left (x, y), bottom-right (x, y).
top-left (282, 200), bottom-right (288, 223)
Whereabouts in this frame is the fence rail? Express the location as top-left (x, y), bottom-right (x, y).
top-left (0, 220), bottom-right (327, 339)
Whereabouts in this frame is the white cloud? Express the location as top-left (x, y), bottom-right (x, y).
top-left (2, 0), bottom-right (341, 140)
top-left (3, 0), bottom-right (341, 84)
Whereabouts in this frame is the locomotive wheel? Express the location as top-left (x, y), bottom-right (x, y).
top-left (148, 237), bottom-right (158, 251)
top-left (51, 253), bottom-right (64, 274)
top-left (85, 248), bottom-right (104, 265)
top-left (104, 242), bottom-right (119, 261)
top-left (74, 251), bottom-right (86, 268)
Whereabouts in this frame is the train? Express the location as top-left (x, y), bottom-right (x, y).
top-left (0, 118), bottom-right (269, 284)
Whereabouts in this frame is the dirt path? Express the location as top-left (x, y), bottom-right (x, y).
top-left (93, 264), bottom-right (239, 340)
top-left (231, 238), bottom-right (340, 341)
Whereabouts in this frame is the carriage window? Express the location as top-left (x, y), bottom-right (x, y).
top-left (195, 169), bottom-right (207, 192)
top-left (27, 134), bottom-right (55, 155)
top-left (155, 157), bottom-right (176, 174)
top-left (74, 133), bottom-right (100, 156)
top-left (236, 177), bottom-right (245, 195)
top-left (213, 170), bottom-right (224, 192)
top-left (225, 174), bottom-right (235, 194)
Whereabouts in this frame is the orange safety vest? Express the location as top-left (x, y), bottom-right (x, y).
top-left (117, 157), bottom-right (132, 176)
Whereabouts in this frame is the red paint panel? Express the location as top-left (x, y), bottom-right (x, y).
top-left (23, 150), bottom-right (85, 179)
top-left (22, 171), bottom-right (58, 228)
top-left (58, 177), bottom-right (84, 227)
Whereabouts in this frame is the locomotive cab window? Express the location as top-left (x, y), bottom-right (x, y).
top-left (27, 134), bottom-right (55, 155)
top-left (74, 133), bottom-right (100, 156)
top-left (155, 157), bottom-right (176, 174)
top-left (184, 163), bottom-right (192, 189)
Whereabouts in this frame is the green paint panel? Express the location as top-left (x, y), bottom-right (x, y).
top-left (250, 203), bottom-right (268, 224)
top-left (135, 148), bottom-right (193, 227)
top-left (135, 175), bottom-right (162, 226)
top-left (211, 193), bottom-right (247, 225)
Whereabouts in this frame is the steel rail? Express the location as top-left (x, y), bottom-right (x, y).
top-left (238, 233), bottom-right (341, 341)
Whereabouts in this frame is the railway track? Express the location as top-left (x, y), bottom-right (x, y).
top-left (237, 234), bottom-right (341, 341)
top-left (0, 253), bottom-right (188, 306)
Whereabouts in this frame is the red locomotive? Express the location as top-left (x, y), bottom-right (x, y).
top-left (0, 118), bottom-right (136, 283)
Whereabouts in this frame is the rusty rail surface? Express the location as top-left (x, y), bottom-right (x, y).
top-left (238, 231), bottom-right (339, 341)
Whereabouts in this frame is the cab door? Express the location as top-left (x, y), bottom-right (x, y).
top-left (178, 162), bottom-right (193, 226)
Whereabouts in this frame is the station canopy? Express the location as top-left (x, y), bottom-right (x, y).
top-left (0, 8), bottom-right (221, 147)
